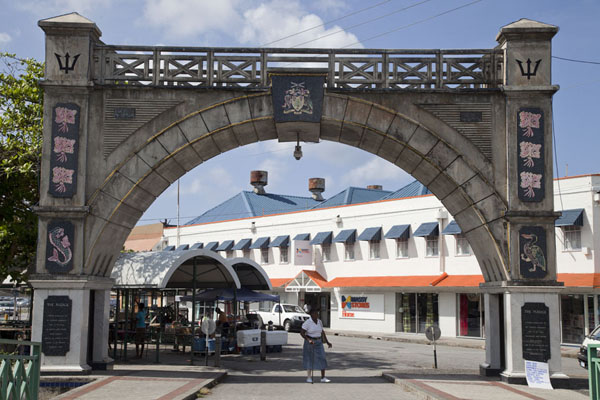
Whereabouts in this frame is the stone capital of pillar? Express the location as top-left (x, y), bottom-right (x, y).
top-left (29, 274), bottom-right (114, 290)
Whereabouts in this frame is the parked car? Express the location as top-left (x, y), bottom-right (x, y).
top-left (578, 325), bottom-right (600, 369)
top-left (250, 304), bottom-right (309, 332)
top-left (0, 302), bottom-right (15, 317)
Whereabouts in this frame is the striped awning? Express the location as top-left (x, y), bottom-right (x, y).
top-left (442, 221), bottom-right (461, 235)
top-left (333, 229), bottom-right (356, 244)
top-left (249, 237), bottom-right (270, 249)
top-left (357, 227), bottom-right (382, 241)
top-left (216, 240), bottom-right (234, 251)
top-left (270, 235), bottom-right (290, 248)
top-left (555, 209), bottom-right (584, 227)
top-left (310, 231), bottom-right (333, 245)
top-left (384, 225), bottom-right (410, 240)
top-left (413, 222), bottom-right (439, 237)
top-left (232, 238), bottom-right (252, 250)
top-left (204, 242), bottom-right (219, 251)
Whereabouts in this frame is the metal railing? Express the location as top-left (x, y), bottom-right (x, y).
top-left (0, 339), bottom-right (41, 400)
top-left (93, 45), bottom-right (503, 90)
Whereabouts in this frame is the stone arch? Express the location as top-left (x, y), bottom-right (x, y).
top-left (85, 92), bottom-right (509, 282)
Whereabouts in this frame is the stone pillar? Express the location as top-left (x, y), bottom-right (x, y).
top-left (480, 293), bottom-right (502, 376)
top-left (91, 289), bottom-right (114, 370)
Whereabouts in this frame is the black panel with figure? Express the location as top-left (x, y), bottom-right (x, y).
top-left (519, 226), bottom-right (547, 279)
top-left (271, 75), bottom-right (325, 123)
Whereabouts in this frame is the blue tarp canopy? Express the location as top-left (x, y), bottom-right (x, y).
top-left (204, 241), bottom-right (219, 251)
top-left (442, 221), bottom-right (462, 235)
top-left (555, 209), bottom-right (584, 226)
top-left (357, 227), bottom-right (382, 241)
top-left (333, 229), bottom-right (356, 243)
top-left (413, 222), bottom-right (439, 237)
top-left (310, 231), bottom-right (332, 245)
top-left (190, 242), bottom-right (204, 249)
top-left (294, 233), bottom-right (311, 240)
top-left (232, 238), bottom-right (252, 250)
top-left (250, 237), bottom-right (270, 249)
top-left (269, 235), bottom-right (290, 248)
top-left (216, 240), bottom-right (235, 251)
top-left (180, 287), bottom-right (280, 303)
top-left (384, 225), bottom-right (410, 240)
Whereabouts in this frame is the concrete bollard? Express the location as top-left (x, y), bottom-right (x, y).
top-left (260, 330), bottom-right (266, 361)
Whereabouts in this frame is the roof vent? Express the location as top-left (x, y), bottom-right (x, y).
top-left (250, 170), bottom-right (268, 194)
top-left (367, 185), bottom-right (383, 190)
top-left (309, 178), bottom-right (325, 201)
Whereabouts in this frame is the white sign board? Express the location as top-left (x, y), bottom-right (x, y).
top-left (293, 240), bottom-right (313, 266)
top-left (524, 360), bottom-right (553, 390)
top-left (339, 294), bottom-right (384, 320)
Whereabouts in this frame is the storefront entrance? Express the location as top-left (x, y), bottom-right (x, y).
top-left (305, 293), bottom-right (331, 328)
top-left (395, 293), bottom-right (438, 333)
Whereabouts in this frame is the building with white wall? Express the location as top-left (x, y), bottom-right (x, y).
top-left (161, 172), bottom-right (600, 343)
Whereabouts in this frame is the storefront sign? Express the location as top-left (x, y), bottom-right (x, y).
top-left (42, 296), bottom-right (72, 356)
top-left (340, 294), bottom-right (384, 320)
top-left (521, 302), bottom-right (551, 362)
top-left (293, 240), bottom-right (313, 266)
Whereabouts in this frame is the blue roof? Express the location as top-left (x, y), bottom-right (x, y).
top-left (311, 187), bottom-right (392, 209)
top-left (414, 222), bottom-right (439, 237)
top-left (555, 209), bottom-right (584, 226)
top-left (216, 240), bottom-right (234, 251)
top-left (383, 180), bottom-right (431, 200)
top-left (385, 225), bottom-right (411, 240)
top-left (204, 241), bottom-right (219, 251)
top-left (186, 191), bottom-right (321, 225)
top-left (232, 238), bottom-right (252, 250)
top-left (250, 237), bottom-right (270, 249)
top-left (270, 235), bottom-right (290, 248)
top-left (442, 221), bottom-right (461, 235)
top-left (357, 227), bottom-right (382, 241)
top-left (294, 233), bottom-right (311, 241)
top-left (310, 231), bottom-right (333, 245)
top-left (333, 229), bottom-right (356, 243)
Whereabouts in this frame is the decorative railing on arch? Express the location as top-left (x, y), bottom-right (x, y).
top-left (93, 45), bottom-right (503, 90)
top-left (0, 339), bottom-right (41, 400)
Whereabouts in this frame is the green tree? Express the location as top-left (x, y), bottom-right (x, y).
top-left (0, 53), bottom-right (44, 282)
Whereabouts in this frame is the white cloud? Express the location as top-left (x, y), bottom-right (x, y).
top-left (340, 157), bottom-right (410, 187)
top-left (17, 0), bottom-right (112, 16)
top-left (180, 166), bottom-right (235, 196)
top-left (0, 33), bottom-right (11, 45)
top-left (256, 157), bottom-right (289, 188)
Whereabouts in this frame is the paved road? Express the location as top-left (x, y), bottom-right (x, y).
top-left (206, 333), bottom-right (587, 399)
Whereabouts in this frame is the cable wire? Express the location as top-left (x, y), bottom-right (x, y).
top-left (552, 56), bottom-right (600, 65)
top-left (260, 0), bottom-right (395, 47)
top-left (290, 0), bottom-right (433, 48)
top-left (552, 107), bottom-right (564, 212)
top-left (342, 0), bottom-right (483, 48)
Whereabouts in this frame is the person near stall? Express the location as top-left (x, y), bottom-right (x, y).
top-left (300, 308), bottom-right (332, 383)
top-left (135, 303), bottom-right (147, 358)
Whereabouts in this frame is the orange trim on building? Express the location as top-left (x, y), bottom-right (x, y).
top-left (434, 274), bottom-right (484, 287)
top-left (557, 273), bottom-right (600, 287)
top-left (270, 278), bottom-right (292, 288)
top-left (325, 275), bottom-right (443, 288)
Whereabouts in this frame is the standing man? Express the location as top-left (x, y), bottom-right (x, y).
top-left (135, 303), bottom-right (147, 358)
top-left (300, 308), bottom-right (332, 383)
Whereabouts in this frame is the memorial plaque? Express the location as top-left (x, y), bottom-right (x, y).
top-left (521, 302), bottom-right (550, 362)
top-left (42, 296), bottom-right (72, 356)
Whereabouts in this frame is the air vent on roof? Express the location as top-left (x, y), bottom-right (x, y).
top-left (309, 178), bottom-right (325, 201)
top-left (367, 185), bottom-right (383, 190)
top-left (250, 170), bottom-right (268, 195)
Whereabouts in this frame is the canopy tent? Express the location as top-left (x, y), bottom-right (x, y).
top-left (180, 287), bottom-right (279, 303)
top-left (111, 249), bottom-right (241, 289)
top-left (230, 258), bottom-right (273, 291)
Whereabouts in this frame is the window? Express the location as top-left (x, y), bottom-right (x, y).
top-left (426, 236), bottom-right (438, 256)
top-left (261, 247), bottom-right (269, 264)
top-left (321, 244), bottom-right (331, 262)
top-left (458, 293), bottom-right (484, 337)
top-left (455, 234), bottom-right (471, 256)
top-left (396, 239), bottom-right (408, 258)
top-left (345, 243), bottom-right (355, 261)
top-left (242, 249), bottom-right (250, 258)
top-left (396, 293), bottom-right (439, 333)
top-left (280, 246), bottom-right (289, 263)
top-left (369, 240), bottom-right (380, 259)
top-left (563, 226), bottom-right (581, 250)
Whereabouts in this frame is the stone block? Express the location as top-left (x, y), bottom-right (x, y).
top-left (427, 173), bottom-right (458, 200)
top-left (178, 114), bottom-right (209, 143)
top-left (320, 118), bottom-right (342, 142)
top-left (358, 129), bottom-right (384, 155)
top-left (254, 119), bottom-right (278, 141)
top-left (110, 201), bottom-right (143, 228)
top-left (247, 94), bottom-right (273, 118)
top-left (322, 94), bottom-right (347, 120)
top-left (171, 145), bottom-right (203, 172)
top-left (136, 139), bottom-right (169, 168)
top-left (191, 137), bottom-right (221, 161)
top-left (454, 205), bottom-right (485, 234)
top-left (201, 105), bottom-right (230, 132)
top-left (118, 154), bottom-right (153, 183)
top-left (408, 126), bottom-right (439, 156)
top-left (231, 121), bottom-right (259, 146)
top-left (411, 159), bottom-right (440, 187)
top-left (89, 191), bottom-right (121, 221)
top-left (212, 128), bottom-right (240, 153)
top-left (156, 126), bottom-right (189, 155)
top-left (122, 185), bottom-right (156, 212)
top-left (427, 141), bottom-right (459, 170)
top-left (137, 170), bottom-right (170, 197)
top-left (445, 157), bottom-right (477, 186)
top-left (366, 106), bottom-right (395, 134)
top-left (386, 115), bottom-right (419, 144)
top-left (377, 138), bottom-right (403, 163)
top-left (343, 100), bottom-right (371, 125)
top-left (224, 97), bottom-right (253, 124)
top-left (462, 174), bottom-right (495, 204)
top-left (443, 189), bottom-right (471, 216)
top-left (394, 147), bottom-right (421, 174)
top-left (101, 172), bottom-right (136, 204)
top-left (154, 157), bottom-right (186, 184)
top-left (474, 195), bottom-right (506, 225)
top-left (339, 122), bottom-right (364, 147)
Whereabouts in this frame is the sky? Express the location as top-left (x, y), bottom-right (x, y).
top-left (1, 0), bottom-right (598, 225)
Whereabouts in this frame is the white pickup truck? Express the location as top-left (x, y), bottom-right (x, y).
top-left (251, 304), bottom-right (310, 332)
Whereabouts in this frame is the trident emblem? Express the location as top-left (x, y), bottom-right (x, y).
top-left (516, 58), bottom-right (541, 80)
top-left (54, 52), bottom-right (80, 74)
